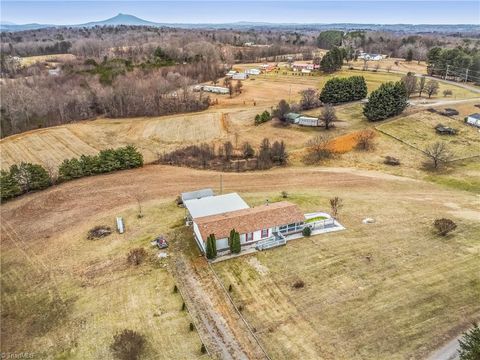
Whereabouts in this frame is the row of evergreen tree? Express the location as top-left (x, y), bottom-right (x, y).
top-left (58, 146), bottom-right (143, 180)
top-left (1, 145), bottom-right (143, 202)
top-left (319, 76), bottom-right (368, 104)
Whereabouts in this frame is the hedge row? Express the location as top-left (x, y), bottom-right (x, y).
top-left (1, 145), bottom-right (143, 202)
top-left (319, 76), bottom-right (368, 104)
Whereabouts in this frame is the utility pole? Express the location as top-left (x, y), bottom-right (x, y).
top-left (465, 68), bottom-right (469, 83)
top-left (444, 64), bottom-right (449, 80)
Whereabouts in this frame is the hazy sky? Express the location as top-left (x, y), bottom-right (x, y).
top-left (2, 1), bottom-right (479, 25)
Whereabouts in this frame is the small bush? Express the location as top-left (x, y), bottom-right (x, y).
top-left (292, 279), bottom-right (305, 289)
top-left (200, 344), bottom-right (207, 354)
top-left (127, 248), bottom-right (147, 266)
top-left (281, 191), bottom-right (288, 198)
top-left (302, 227), bottom-right (312, 237)
top-left (189, 323), bottom-right (195, 331)
top-left (110, 329), bottom-right (146, 360)
top-left (384, 156), bottom-right (401, 166)
top-left (355, 130), bottom-right (376, 151)
top-left (433, 218), bottom-right (457, 236)
top-left (87, 226), bottom-right (112, 240)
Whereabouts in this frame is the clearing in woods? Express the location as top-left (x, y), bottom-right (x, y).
top-left (1, 165), bottom-right (479, 359)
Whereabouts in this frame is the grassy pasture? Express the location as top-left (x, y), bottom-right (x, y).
top-left (376, 111), bottom-right (480, 159)
top-left (0, 201), bottom-right (207, 359)
top-left (213, 190), bottom-right (480, 359)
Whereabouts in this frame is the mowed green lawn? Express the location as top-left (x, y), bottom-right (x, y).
top-left (213, 189), bottom-right (480, 359)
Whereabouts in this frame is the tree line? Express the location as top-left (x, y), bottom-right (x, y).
top-left (160, 138), bottom-right (288, 171)
top-left (0, 145), bottom-right (143, 202)
top-left (427, 46), bottom-right (480, 83)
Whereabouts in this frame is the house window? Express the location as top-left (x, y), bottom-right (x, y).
top-left (246, 232), bottom-right (254, 242)
top-left (261, 229), bottom-right (269, 238)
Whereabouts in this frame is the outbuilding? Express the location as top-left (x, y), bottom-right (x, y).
top-left (466, 113), bottom-right (480, 128)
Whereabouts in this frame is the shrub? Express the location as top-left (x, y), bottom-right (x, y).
top-left (363, 81), bottom-right (408, 121)
top-left (87, 226), bottom-right (112, 240)
top-left (302, 227), bottom-right (312, 237)
top-left (443, 89), bottom-right (453, 97)
top-left (433, 218), bottom-right (457, 236)
top-left (292, 279), bottom-right (305, 288)
top-left (10, 162), bottom-right (51, 192)
top-left (254, 110), bottom-right (271, 125)
top-left (384, 156), bottom-right (401, 166)
top-left (281, 191), bottom-right (288, 198)
top-left (320, 47), bottom-right (344, 73)
top-left (110, 329), bottom-right (146, 360)
top-left (319, 76), bottom-right (367, 104)
top-left (127, 248), bottom-right (147, 266)
top-left (355, 130), bottom-right (376, 151)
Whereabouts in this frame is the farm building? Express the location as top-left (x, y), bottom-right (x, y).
top-left (184, 192), bottom-right (344, 257)
top-left (232, 73), bottom-right (248, 80)
top-left (358, 52), bottom-right (383, 61)
top-left (285, 112), bottom-right (320, 127)
top-left (291, 63), bottom-right (317, 71)
top-left (245, 68), bottom-right (261, 75)
top-left (194, 85), bottom-right (229, 94)
top-left (181, 188), bottom-right (214, 204)
top-left (226, 70), bottom-right (237, 77)
top-left (465, 113), bottom-right (480, 128)
top-left (297, 116), bottom-right (320, 126)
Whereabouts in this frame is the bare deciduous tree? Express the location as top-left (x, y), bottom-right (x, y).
top-left (329, 197), bottom-right (343, 218)
top-left (355, 130), bottom-right (376, 151)
top-left (321, 104), bottom-right (337, 130)
top-left (423, 142), bottom-right (452, 169)
top-left (303, 134), bottom-right (333, 164)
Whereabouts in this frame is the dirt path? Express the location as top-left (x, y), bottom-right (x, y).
top-left (170, 253), bottom-right (267, 360)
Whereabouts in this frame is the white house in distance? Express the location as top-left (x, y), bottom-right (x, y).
top-left (358, 52), bottom-right (383, 61)
top-left (232, 72), bottom-right (248, 80)
top-left (245, 68), bottom-right (261, 75)
top-left (466, 113), bottom-right (480, 128)
top-left (184, 192), bottom-right (344, 258)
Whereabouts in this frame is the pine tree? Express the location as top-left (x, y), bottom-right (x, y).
top-left (0, 169), bottom-right (22, 201)
top-left (458, 322), bottom-right (480, 360)
top-left (363, 81), bottom-right (408, 121)
top-left (229, 229), bottom-right (241, 254)
top-left (206, 234), bottom-right (217, 259)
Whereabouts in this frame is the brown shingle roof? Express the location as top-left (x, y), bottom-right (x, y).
top-left (195, 201), bottom-right (305, 241)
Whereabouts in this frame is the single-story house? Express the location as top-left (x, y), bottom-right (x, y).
top-left (358, 52), bottom-right (383, 61)
top-left (245, 68), bottom-right (261, 75)
top-left (194, 201), bottom-right (305, 253)
top-left (194, 85), bottom-right (229, 94)
top-left (226, 70), bottom-right (237, 77)
top-left (232, 73), bottom-right (248, 80)
top-left (184, 191), bottom-right (344, 258)
top-left (181, 188), bottom-right (214, 204)
top-left (466, 113), bottom-right (480, 128)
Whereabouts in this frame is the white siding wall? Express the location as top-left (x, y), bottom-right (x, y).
top-left (193, 223), bottom-right (206, 253)
top-left (240, 227), bottom-right (273, 244)
top-left (216, 238), bottom-right (229, 251)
